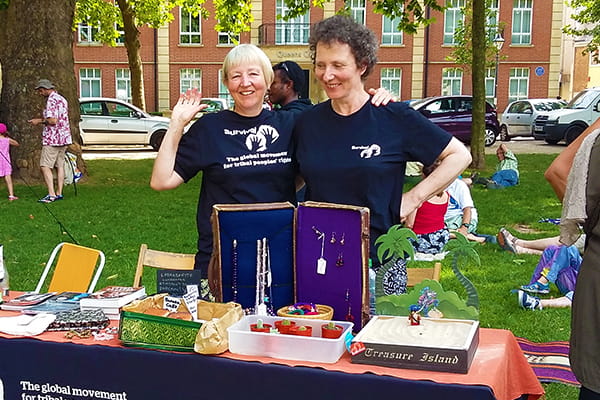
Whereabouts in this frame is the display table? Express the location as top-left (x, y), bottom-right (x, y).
top-left (0, 309), bottom-right (543, 400)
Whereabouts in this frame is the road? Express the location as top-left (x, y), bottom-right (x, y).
top-left (81, 137), bottom-right (564, 161)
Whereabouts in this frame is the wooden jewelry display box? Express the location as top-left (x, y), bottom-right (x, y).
top-left (350, 315), bottom-right (480, 374)
top-left (210, 201), bottom-right (371, 330)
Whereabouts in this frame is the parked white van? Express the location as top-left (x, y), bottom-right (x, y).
top-left (533, 87), bottom-right (600, 144)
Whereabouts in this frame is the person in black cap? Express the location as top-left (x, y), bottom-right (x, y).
top-left (269, 61), bottom-right (313, 115)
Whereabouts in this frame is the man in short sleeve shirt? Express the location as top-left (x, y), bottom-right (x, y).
top-left (28, 79), bottom-right (72, 203)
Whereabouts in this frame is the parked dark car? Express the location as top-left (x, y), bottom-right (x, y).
top-left (410, 95), bottom-right (500, 147)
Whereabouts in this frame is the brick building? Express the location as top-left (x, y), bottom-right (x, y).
top-left (73, 0), bottom-right (564, 114)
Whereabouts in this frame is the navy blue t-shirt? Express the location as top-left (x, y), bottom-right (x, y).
top-left (293, 100), bottom-right (452, 263)
top-left (175, 109), bottom-right (297, 274)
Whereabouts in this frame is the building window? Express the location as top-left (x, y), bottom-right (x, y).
top-left (115, 69), bottom-right (131, 103)
top-left (77, 23), bottom-right (99, 43)
top-left (180, 68), bottom-right (202, 93)
top-left (485, 68), bottom-right (496, 105)
top-left (442, 68), bottom-right (463, 95)
top-left (180, 8), bottom-right (201, 44)
top-left (508, 68), bottom-right (529, 102)
top-left (115, 24), bottom-right (125, 45)
top-left (380, 68), bottom-right (402, 98)
top-left (218, 32), bottom-right (240, 45)
top-left (443, 0), bottom-right (465, 45)
top-left (79, 68), bottom-right (101, 98)
top-left (487, 0), bottom-right (500, 40)
top-left (219, 70), bottom-right (234, 107)
top-left (346, 0), bottom-right (366, 25)
top-left (382, 16), bottom-right (403, 45)
top-left (275, 0), bottom-right (309, 44)
top-left (512, 0), bottom-right (532, 45)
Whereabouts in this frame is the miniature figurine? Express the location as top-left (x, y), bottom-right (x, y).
top-left (408, 304), bottom-right (422, 326)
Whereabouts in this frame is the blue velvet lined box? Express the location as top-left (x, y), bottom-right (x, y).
top-left (211, 201), bottom-right (370, 330)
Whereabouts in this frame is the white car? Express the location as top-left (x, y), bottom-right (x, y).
top-left (79, 97), bottom-right (171, 150)
top-left (499, 98), bottom-right (565, 141)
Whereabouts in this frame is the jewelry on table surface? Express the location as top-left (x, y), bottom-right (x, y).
top-left (340, 233), bottom-right (345, 246)
top-left (312, 226), bottom-right (324, 240)
top-left (330, 232), bottom-right (336, 244)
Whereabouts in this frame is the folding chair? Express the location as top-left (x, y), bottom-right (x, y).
top-left (35, 242), bottom-right (105, 293)
top-left (133, 244), bottom-right (195, 288)
top-left (407, 262), bottom-right (442, 288)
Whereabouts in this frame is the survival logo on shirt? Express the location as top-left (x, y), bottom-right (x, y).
top-left (223, 124), bottom-right (291, 170)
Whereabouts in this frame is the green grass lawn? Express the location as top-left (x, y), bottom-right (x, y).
top-left (0, 153), bottom-right (577, 399)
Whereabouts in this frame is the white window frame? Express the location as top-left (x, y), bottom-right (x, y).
top-left (382, 16), bottom-right (403, 45)
top-left (508, 68), bottom-right (529, 102)
top-left (180, 68), bottom-right (202, 93)
top-left (511, 0), bottom-right (532, 45)
top-left (441, 68), bottom-right (463, 95)
top-left (275, 0), bottom-right (310, 44)
top-left (380, 68), bottom-right (402, 98)
top-left (218, 69), bottom-right (234, 108)
top-left (77, 23), bottom-right (100, 43)
top-left (115, 69), bottom-right (131, 103)
top-left (79, 68), bottom-right (102, 98)
top-left (443, 0), bottom-right (465, 45)
top-left (487, 0), bottom-right (500, 40)
top-left (485, 67), bottom-right (496, 105)
top-left (347, 0), bottom-right (366, 25)
top-left (180, 8), bottom-right (202, 45)
top-left (218, 32), bottom-right (240, 45)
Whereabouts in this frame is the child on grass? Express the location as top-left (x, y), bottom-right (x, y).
top-left (0, 123), bottom-right (19, 200)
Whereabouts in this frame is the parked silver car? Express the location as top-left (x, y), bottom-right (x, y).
top-left (499, 98), bottom-right (566, 141)
top-left (79, 98), bottom-right (171, 150)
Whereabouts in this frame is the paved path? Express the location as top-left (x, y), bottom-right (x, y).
top-left (81, 137), bottom-right (563, 160)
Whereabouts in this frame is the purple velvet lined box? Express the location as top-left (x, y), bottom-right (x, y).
top-left (211, 201), bottom-right (370, 330)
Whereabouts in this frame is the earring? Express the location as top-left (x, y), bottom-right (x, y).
top-left (330, 232), bottom-right (336, 244)
top-left (345, 289), bottom-right (354, 322)
top-left (336, 252), bottom-right (344, 267)
top-left (312, 226), bottom-right (324, 239)
top-left (340, 233), bottom-right (345, 246)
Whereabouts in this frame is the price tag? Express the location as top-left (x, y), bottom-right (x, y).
top-left (317, 257), bottom-right (327, 275)
top-left (182, 291), bottom-right (198, 321)
top-left (164, 296), bottom-right (181, 312)
top-left (186, 284), bottom-right (199, 299)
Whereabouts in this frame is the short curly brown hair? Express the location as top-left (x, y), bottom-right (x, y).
top-left (309, 15), bottom-right (378, 81)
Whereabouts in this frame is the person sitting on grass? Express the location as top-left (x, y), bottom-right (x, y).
top-left (518, 244), bottom-right (581, 295)
top-left (497, 227), bottom-right (585, 256)
top-left (464, 144), bottom-right (519, 189)
top-left (405, 160), bottom-right (450, 257)
top-left (517, 289), bottom-right (574, 311)
top-left (444, 177), bottom-right (487, 243)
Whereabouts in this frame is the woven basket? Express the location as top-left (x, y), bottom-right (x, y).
top-left (276, 304), bottom-right (334, 320)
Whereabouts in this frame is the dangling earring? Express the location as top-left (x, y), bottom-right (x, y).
top-left (330, 232), bottom-right (336, 244)
top-left (336, 251), bottom-right (344, 267)
top-left (345, 288), bottom-right (354, 322)
top-left (340, 233), bottom-right (345, 246)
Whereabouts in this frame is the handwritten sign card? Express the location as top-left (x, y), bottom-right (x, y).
top-left (156, 270), bottom-right (202, 297)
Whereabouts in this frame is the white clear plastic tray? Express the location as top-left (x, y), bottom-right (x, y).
top-left (227, 315), bottom-right (353, 363)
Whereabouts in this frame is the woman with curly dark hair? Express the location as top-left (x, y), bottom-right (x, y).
top-left (294, 15), bottom-right (471, 293)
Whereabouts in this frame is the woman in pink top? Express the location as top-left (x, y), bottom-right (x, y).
top-left (0, 123), bottom-right (20, 200)
top-left (405, 161), bottom-right (450, 254)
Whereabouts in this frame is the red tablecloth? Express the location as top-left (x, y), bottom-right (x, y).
top-left (0, 295), bottom-right (543, 400)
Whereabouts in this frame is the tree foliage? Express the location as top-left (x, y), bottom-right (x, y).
top-left (446, 0), bottom-right (503, 169)
top-left (564, 0), bottom-right (600, 60)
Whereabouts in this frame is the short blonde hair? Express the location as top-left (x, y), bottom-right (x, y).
top-left (222, 44), bottom-right (274, 87)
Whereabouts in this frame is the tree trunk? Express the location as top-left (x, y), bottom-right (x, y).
top-left (470, 0), bottom-right (486, 169)
top-left (117, 0), bottom-right (146, 111)
top-left (0, 0), bottom-right (85, 181)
